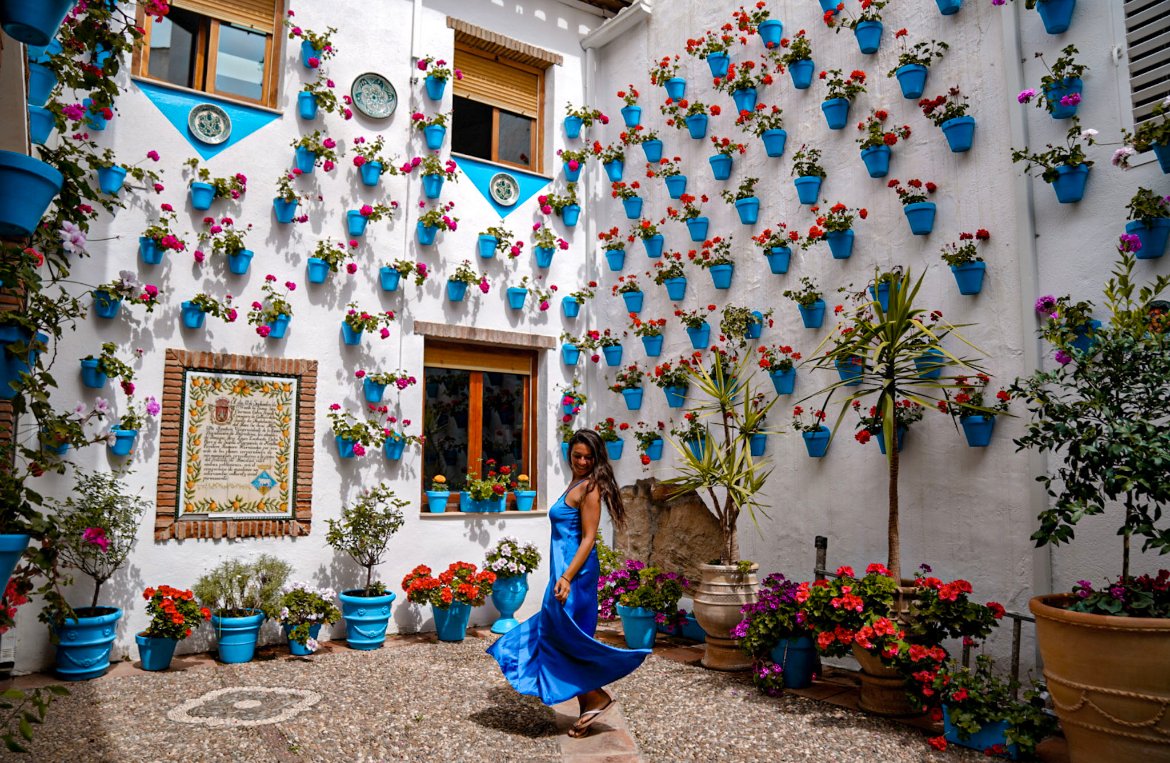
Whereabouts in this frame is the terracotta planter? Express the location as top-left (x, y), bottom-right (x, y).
top-left (852, 643), bottom-right (919, 717)
top-left (1030, 593), bottom-right (1170, 762)
top-left (692, 562), bottom-right (759, 671)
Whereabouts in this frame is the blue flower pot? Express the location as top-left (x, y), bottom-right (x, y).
top-left (139, 236), bottom-right (164, 265)
top-left (665, 174), bottom-right (688, 199)
top-left (294, 146), bottom-right (316, 174)
top-left (300, 40), bottom-right (322, 67)
top-left (227, 249), bottom-right (253, 275)
top-left (826, 229), bottom-right (855, 259)
top-left (821, 97), bottom-right (850, 130)
top-left (210, 609), bottom-right (265, 664)
top-left (604, 159), bottom-right (624, 183)
top-left (273, 197), bottom-right (298, 224)
top-left (108, 428), bottom-right (137, 456)
top-left (363, 378), bottom-right (386, 404)
top-left (424, 74), bottom-right (446, 101)
top-left (798, 299), bottom-right (826, 328)
top-left (761, 129), bottom-right (788, 157)
top-left (561, 343), bottom-right (580, 365)
top-left (562, 204), bottom-right (581, 227)
top-left (936, 0), bottom-right (963, 13)
top-left (447, 280), bottom-right (469, 302)
top-left (306, 256), bottom-right (330, 284)
top-left (1070, 319), bottom-right (1101, 354)
top-left (665, 77), bottom-right (686, 100)
top-left (1152, 142), bottom-right (1170, 173)
top-left (424, 124), bottom-right (446, 150)
top-left (97, 165), bottom-right (127, 195)
top-left (561, 442), bottom-right (570, 461)
top-left (684, 216), bottom-right (710, 243)
top-left (621, 105), bottom-right (642, 127)
top-left (603, 344), bottom-right (624, 367)
top-left (642, 234), bottom-right (664, 259)
top-left (606, 249), bottom-right (626, 272)
top-left (749, 432), bottom-right (767, 457)
top-left (941, 116), bottom-right (975, 153)
top-left (789, 58), bottom-right (815, 89)
top-left (564, 115), bottom-right (583, 138)
top-left (616, 604), bottom-right (657, 649)
top-left (663, 385), bottom-right (687, 408)
top-left (951, 261), bottom-right (986, 295)
top-left (54, 607), bottom-right (122, 680)
top-left (26, 38), bottom-right (63, 64)
top-left (189, 181), bottom-right (215, 210)
top-left (836, 357), bottom-right (864, 386)
top-left (732, 88), bottom-right (757, 113)
top-left (92, 289), bottom-right (122, 319)
top-left (534, 245), bottom-right (555, 268)
top-left (1, 0), bottom-right (74, 46)
top-left (180, 301), bottom-right (205, 329)
top-left (709, 153), bottom-right (732, 181)
top-left (685, 436), bottom-right (707, 461)
top-left (0, 534), bottom-right (30, 589)
top-left (746, 311), bottom-right (764, 339)
top-left (1051, 163), bottom-right (1089, 203)
top-left (563, 161), bottom-right (582, 182)
top-left (346, 210), bottom-right (368, 237)
top-left (605, 439), bottom-right (624, 461)
top-left (417, 222), bottom-right (438, 245)
top-left (735, 197), bottom-right (760, 225)
top-left (876, 427), bottom-right (907, 455)
top-left (83, 98), bottom-right (107, 130)
top-left (339, 590), bottom-right (396, 649)
top-left (709, 264), bottom-right (734, 289)
top-left (641, 139), bottom-right (663, 163)
top-left (40, 432), bottom-right (69, 455)
top-left (664, 276), bottom-right (687, 301)
top-left (341, 322), bottom-right (363, 346)
top-left (943, 707), bottom-right (1020, 759)
top-left (758, 18), bottom-right (783, 48)
top-left (903, 202), bottom-right (936, 235)
top-left (622, 387), bottom-right (643, 411)
top-left (383, 436), bottom-right (406, 460)
top-left (794, 175), bottom-right (822, 205)
top-left (1126, 218), bottom-right (1170, 260)
top-left (860, 145), bottom-right (891, 178)
top-left (854, 20), bottom-right (883, 54)
top-left (27, 104), bottom-right (54, 145)
top-left (433, 602), bottom-right (471, 642)
top-left (425, 491), bottom-right (449, 514)
top-left (422, 173), bottom-right (444, 199)
top-left (284, 623), bottom-right (322, 656)
top-left (491, 574), bottom-right (530, 634)
top-left (136, 634), bottom-right (177, 672)
top-left (770, 368), bottom-right (796, 395)
top-left (706, 52), bottom-right (730, 78)
top-left (514, 491), bottom-right (536, 512)
top-left (803, 427), bottom-right (830, 458)
top-left (297, 91), bottom-right (318, 120)
top-left (765, 247), bottom-right (791, 274)
top-left (623, 196), bottom-right (644, 219)
top-left (80, 358), bottom-right (107, 389)
top-left (915, 347), bottom-right (946, 379)
top-left (894, 64), bottom-right (928, 100)
top-left (359, 161), bottom-right (383, 186)
top-left (1035, 0), bottom-right (1075, 34)
top-left (0, 328), bottom-right (45, 400)
top-left (961, 416), bottom-right (996, 448)
top-left (685, 113), bottom-right (708, 140)
top-left (379, 267), bottom-right (401, 292)
top-left (267, 314), bottom-right (290, 339)
top-left (645, 437), bottom-right (664, 460)
top-left (869, 282), bottom-right (894, 313)
top-left (686, 322), bottom-right (711, 349)
top-left (621, 290), bottom-right (644, 314)
top-left (335, 436), bottom-right (357, 459)
top-left (1044, 77), bottom-right (1082, 119)
top-left (506, 287), bottom-right (527, 310)
top-left (562, 297), bottom-right (581, 318)
top-left (770, 636), bottom-right (816, 689)
top-left (641, 334), bottom-right (663, 357)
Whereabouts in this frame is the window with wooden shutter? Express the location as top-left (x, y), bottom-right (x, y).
top-left (1125, 0), bottom-right (1170, 127)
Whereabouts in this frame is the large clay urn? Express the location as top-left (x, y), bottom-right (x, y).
top-left (854, 582), bottom-right (921, 717)
top-left (1030, 594), bottom-right (1170, 763)
top-left (692, 562), bottom-right (759, 671)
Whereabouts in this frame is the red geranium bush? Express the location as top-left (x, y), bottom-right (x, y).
top-left (142, 585), bottom-right (211, 640)
top-left (402, 562), bottom-right (496, 609)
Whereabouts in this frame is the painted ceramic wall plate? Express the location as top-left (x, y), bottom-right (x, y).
top-left (489, 172), bottom-right (520, 207)
top-left (350, 72), bottom-right (397, 119)
top-left (187, 103), bottom-right (231, 145)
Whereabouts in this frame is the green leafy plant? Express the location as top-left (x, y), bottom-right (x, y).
top-left (618, 566), bottom-right (691, 622)
top-left (939, 229), bottom-right (991, 267)
top-left (1126, 187), bottom-right (1170, 224)
top-left (193, 555), bottom-right (292, 618)
top-left (819, 68), bottom-right (868, 102)
top-left (182, 158), bottom-right (247, 200)
top-left (790, 144), bottom-right (826, 178)
top-left (856, 109), bottom-right (911, 150)
top-left (277, 582), bottom-right (341, 650)
top-left (141, 584), bottom-right (210, 640)
top-left (484, 537), bottom-right (542, 577)
top-left (783, 276), bottom-right (823, 308)
top-left (290, 130), bottom-right (341, 170)
top-left (342, 303), bottom-right (395, 337)
top-left (1011, 120), bottom-right (1096, 183)
top-left (918, 86), bottom-right (970, 127)
top-left (887, 32), bottom-right (947, 76)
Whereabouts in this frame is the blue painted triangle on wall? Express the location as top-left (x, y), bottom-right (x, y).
top-left (134, 80), bottom-right (281, 161)
top-left (455, 156), bottom-right (550, 219)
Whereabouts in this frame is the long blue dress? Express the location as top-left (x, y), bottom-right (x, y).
top-left (487, 481), bottom-right (651, 705)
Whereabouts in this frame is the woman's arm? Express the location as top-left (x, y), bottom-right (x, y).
top-left (553, 485), bottom-right (602, 603)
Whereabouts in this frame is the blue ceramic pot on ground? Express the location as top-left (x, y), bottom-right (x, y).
top-left (1035, 0), bottom-right (1075, 35)
top-left (136, 634), bottom-right (178, 672)
top-left (664, 277), bottom-right (687, 301)
top-left (663, 385), bottom-right (687, 408)
top-left (941, 116), bottom-right (976, 152)
top-left (284, 623), bottom-right (322, 656)
top-left (227, 249), bottom-right (253, 275)
top-left (621, 290), bottom-right (644, 313)
top-left (189, 182), bottom-right (215, 210)
top-left (294, 147), bottom-right (316, 174)
top-left (211, 610), bottom-right (264, 664)
top-left (433, 602), bottom-right (471, 642)
top-left (379, 267), bottom-right (401, 292)
top-left (642, 234), bottom-right (664, 259)
top-left (894, 64), bottom-right (928, 99)
top-left (641, 139), bottom-right (663, 163)
top-left (506, 287), bottom-right (527, 310)
top-left (491, 574), bottom-right (529, 634)
top-left (821, 97), bottom-right (850, 130)
top-left (606, 249), bottom-right (626, 272)
top-left (425, 491), bottom-right (449, 513)
top-left (826, 229), bottom-right (855, 259)
top-left (641, 334), bottom-right (663, 357)
top-left (562, 297), bottom-right (581, 318)
top-left (447, 280), bottom-right (469, 302)
top-left (686, 216), bottom-right (709, 242)
top-left (605, 439), bottom-right (624, 461)
top-left (686, 322), bottom-right (711, 349)
top-left (339, 590), bottom-right (396, 649)
top-left (424, 75), bottom-right (446, 101)
top-left (108, 428), bottom-right (137, 456)
top-left (97, 165), bottom-right (127, 195)
top-left (961, 416), bottom-right (996, 448)
top-left (798, 300), bottom-right (826, 329)
top-left (306, 257), bottom-right (330, 284)
top-left (765, 247), bottom-right (791, 274)
top-left (709, 154), bottom-right (732, 180)
top-left (180, 301), bottom-right (206, 330)
top-left (789, 59), bottom-right (815, 89)
top-left (761, 129), bottom-right (787, 157)
top-left (794, 175), bottom-right (822, 205)
top-left (1043, 77), bottom-right (1082, 119)
top-left (903, 202), bottom-right (936, 235)
top-left (359, 161), bottom-right (383, 186)
top-left (1125, 218), bottom-right (1170, 260)
top-left (665, 174), bottom-right (687, 199)
top-left (616, 604), bottom-right (657, 649)
top-left (55, 607), bottom-right (122, 680)
top-left (860, 146), bottom-right (891, 178)
top-left (770, 636), bottom-right (816, 688)
top-left (273, 197), bottom-right (298, 224)
top-left (621, 105), bottom-right (642, 127)
top-left (770, 368), bottom-right (796, 395)
top-left (951, 261), bottom-right (986, 294)
top-left (297, 91), bottom-right (318, 120)
top-left (0, 150), bottom-right (64, 237)
top-left (735, 197), bottom-right (760, 225)
top-left (564, 116), bottom-right (583, 138)
top-left (706, 52), bottom-right (730, 78)
top-left (732, 88), bottom-right (757, 113)
top-left (1051, 163), bottom-right (1089, 203)
top-left (621, 387), bottom-right (643, 411)
top-left (803, 427), bottom-right (830, 458)
top-left (602, 344), bottom-right (624, 367)
top-left (664, 77), bottom-right (686, 100)
top-left (562, 204), bottom-right (581, 227)
top-left (424, 124), bottom-right (446, 150)
top-left (685, 114), bottom-right (708, 140)
top-left (622, 196), bottom-right (643, 219)
top-left (534, 246), bottom-right (555, 268)
top-left (854, 20), bottom-right (883, 54)
top-left (708, 264), bottom-right (734, 289)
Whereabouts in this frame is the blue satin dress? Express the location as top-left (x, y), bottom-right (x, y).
top-left (487, 481), bottom-right (651, 705)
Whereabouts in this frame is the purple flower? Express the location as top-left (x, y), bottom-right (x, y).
top-left (1035, 294), bottom-right (1058, 315)
top-left (1109, 585), bottom-right (1126, 600)
top-left (1119, 233), bottom-right (1142, 253)
top-left (1054, 349), bottom-right (1072, 365)
top-left (1017, 89), bottom-right (1036, 104)
top-left (1060, 92), bottom-right (1081, 107)
top-left (82, 527), bottom-right (109, 552)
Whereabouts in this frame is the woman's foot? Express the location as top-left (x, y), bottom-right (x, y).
top-left (566, 690), bottom-right (615, 738)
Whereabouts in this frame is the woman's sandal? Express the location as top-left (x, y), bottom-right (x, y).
top-left (566, 691), bottom-right (615, 739)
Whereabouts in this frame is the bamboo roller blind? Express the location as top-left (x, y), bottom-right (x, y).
top-left (172, 0), bottom-right (278, 32)
top-left (453, 47), bottom-right (540, 118)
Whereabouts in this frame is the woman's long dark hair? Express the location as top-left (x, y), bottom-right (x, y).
top-left (568, 428), bottom-right (626, 530)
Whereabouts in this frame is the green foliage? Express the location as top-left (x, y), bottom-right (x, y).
top-left (325, 484), bottom-right (406, 594)
top-left (618, 566), bottom-right (689, 614)
top-left (1, 685), bottom-right (69, 754)
top-left (933, 656), bottom-right (1057, 757)
top-left (277, 583), bottom-right (341, 647)
top-left (193, 555), bottom-right (291, 618)
top-left (596, 538), bottom-right (621, 578)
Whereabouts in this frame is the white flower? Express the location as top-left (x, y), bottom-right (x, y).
top-left (1079, 128), bottom-right (1098, 139)
top-left (93, 397), bottom-right (109, 414)
top-left (305, 637), bottom-right (319, 652)
top-left (59, 221), bottom-right (87, 254)
top-left (1112, 146), bottom-right (1136, 168)
top-left (73, 401), bottom-right (87, 417)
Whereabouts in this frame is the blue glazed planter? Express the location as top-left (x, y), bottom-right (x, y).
top-left (506, 287), bottom-right (527, 310)
top-left (564, 115), bottom-right (583, 139)
top-left (789, 58), bottom-right (815, 89)
top-left (709, 264), bottom-right (734, 289)
top-left (267, 314), bottom-right (290, 339)
top-left (359, 161), bottom-right (383, 186)
top-left (621, 290), bottom-right (644, 313)
top-left (685, 113), bottom-right (708, 140)
top-left (341, 322), bottom-right (363, 346)
top-left (732, 88), bottom-right (757, 113)
top-left (55, 607), bottom-right (122, 680)
top-left (339, 590), bottom-right (396, 650)
top-left (685, 436), bottom-right (707, 462)
top-left (761, 129), bottom-right (787, 158)
top-left (284, 623), bottom-right (322, 656)
top-left (943, 707), bottom-right (1020, 759)
top-left (706, 52), bottom-right (730, 78)
top-left (687, 322), bottom-right (711, 349)
top-left (642, 234), bottom-right (664, 259)
top-left (383, 436), bottom-right (406, 460)
top-left (1051, 164), bottom-right (1089, 203)
top-left (417, 222), bottom-right (439, 246)
top-left (136, 634), bottom-right (177, 672)
top-left (534, 246), bottom-right (555, 268)
top-left (770, 636), bottom-right (817, 688)
top-left (936, 0), bottom-right (963, 13)
top-left (665, 174), bottom-right (688, 199)
top-left (903, 202), bottom-right (936, 235)
top-left (603, 344), bottom-right (624, 367)
top-left (189, 182), bottom-right (215, 210)
top-left (92, 289), bottom-right (122, 319)
top-left (297, 91), bottom-right (318, 120)
top-left (876, 427), bottom-right (907, 455)
top-left (83, 98), bottom-right (107, 130)
top-left (663, 385), bottom-right (687, 409)
top-left (273, 197), bottom-right (298, 224)
top-left (749, 433), bottom-right (767, 457)
top-left (2, 0), bottom-right (74, 46)
top-left (424, 75), bottom-right (446, 101)
top-left (770, 368), bottom-right (796, 395)
top-left (211, 610), bottom-right (265, 664)
top-left (951, 261), bottom-right (986, 294)
top-left (40, 432), bottom-right (69, 455)
top-left (664, 77), bottom-right (686, 100)
top-left (80, 358), bottom-right (106, 389)
top-left (709, 153), bottom-right (732, 181)
top-left (97, 165), bottom-right (127, 195)
top-left (514, 491), bottom-right (537, 512)
top-left (941, 116), bottom-right (975, 153)
top-left (869, 282), bottom-right (895, 313)
top-left (765, 247), bottom-right (791, 274)
top-left (735, 197), bottom-right (760, 225)
top-left (616, 604), bottom-right (657, 649)
top-left (623, 196), bottom-right (644, 220)
top-left (821, 97), bottom-right (850, 130)
top-left (961, 416), bottom-right (996, 448)
top-left (562, 204), bottom-right (581, 227)
top-left (641, 139), bottom-right (663, 163)
top-left (0, 328), bottom-right (46, 401)
top-left (895, 64), bottom-right (928, 100)
top-left (1126, 218), bottom-right (1170, 260)
top-left (180, 301), bottom-right (206, 330)
top-left (1152, 142), bottom-right (1170, 173)
top-left (605, 439), bottom-right (624, 461)
top-left (563, 161), bottom-right (582, 182)
top-left (424, 124), bottom-right (446, 150)
top-left (140, 236), bottom-right (163, 265)
top-left (604, 159), bottom-right (624, 183)
top-left (562, 297), bottom-right (581, 318)
top-left (1035, 0), bottom-right (1075, 34)
top-left (561, 442), bottom-right (570, 461)
top-left (1043, 77), bottom-right (1082, 119)
top-left (605, 249), bottom-right (626, 273)
top-left (346, 210), bottom-right (369, 237)
top-left (379, 266), bottom-right (401, 292)
top-left (686, 216), bottom-right (710, 242)
top-left (28, 104), bottom-right (54, 145)
top-left (915, 348), bottom-right (946, 379)
top-left (26, 38), bottom-right (64, 64)
top-left (854, 20), bottom-right (883, 54)
top-left (422, 173), bottom-right (444, 199)
top-left (758, 18), bottom-right (783, 48)
top-left (300, 40), bottom-right (322, 67)
top-left (641, 334), bottom-right (663, 357)
top-left (645, 437), bottom-right (664, 461)
top-left (491, 574), bottom-right (529, 634)
top-left (335, 436), bottom-right (357, 459)
top-left (108, 428), bottom-right (136, 456)
top-left (622, 387), bottom-right (643, 410)
top-left (447, 280), bottom-right (469, 302)
top-left (425, 491), bottom-right (449, 514)
top-left (227, 249), bottom-right (253, 275)
top-left (664, 277), bottom-right (687, 301)
top-left (562, 343), bottom-right (581, 366)
top-left (826, 229), bottom-right (855, 259)
top-left (0, 534), bottom-right (30, 590)
top-left (803, 427), bottom-right (830, 458)
top-left (860, 145), bottom-right (891, 178)
top-left (746, 311), bottom-right (764, 339)
top-left (798, 300), bottom-right (826, 329)
top-left (306, 257), bottom-right (330, 284)
top-left (363, 378), bottom-right (386, 404)
top-left (0, 150), bottom-right (64, 237)
top-left (294, 146), bottom-right (316, 174)
top-left (1070, 319), bottom-right (1101, 354)
top-left (621, 105), bottom-right (642, 127)
top-left (434, 602), bottom-right (471, 642)
top-left (836, 357), bottom-right (865, 386)
top-left (794, 175), bottom-right (822, 205)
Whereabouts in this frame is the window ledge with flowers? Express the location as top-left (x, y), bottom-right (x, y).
top-left (129, 76), bottom-right (285, 117)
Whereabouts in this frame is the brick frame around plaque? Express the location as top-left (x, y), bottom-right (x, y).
top-left (155, 349), bottom-right (317, 541)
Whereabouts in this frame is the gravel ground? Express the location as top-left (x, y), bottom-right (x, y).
top-left (19, 634), bottom-right (986, 763)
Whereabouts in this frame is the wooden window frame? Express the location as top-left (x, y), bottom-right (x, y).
top-left (453, 41), bottom-right (545, 174)
top-left (423, 341), bottom-right (538, 512)
top-left (132, 3), bottom-right (283, 109)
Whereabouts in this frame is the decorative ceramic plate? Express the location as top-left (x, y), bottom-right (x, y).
top-left (188, 103), bottom-right (231, 145)
top-left (489, 172), bottom-right (520, 207)
top-left (350, 72), bottom-right (397, 119)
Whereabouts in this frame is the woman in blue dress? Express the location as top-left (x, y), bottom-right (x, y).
top-left (487, 429), bottom-right (651, 738)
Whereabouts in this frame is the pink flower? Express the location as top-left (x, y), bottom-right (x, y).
top-left (147, 150), bottom-right (160, 161)
top-left (308, 57), bottom-right (320, 68)
top-left (322, 137), bottom-right (336, 149)
top-left (539, 301), bottom-right (549, 311)
top-left (346, 262), bottom-right (358, 274)
top-left (454, 69), bottom-right (463, 80)
top-left (193, 250), bottom-right (205, 263)
top-left (226, 308), bottom-right (238, 322)
top-left (479, 278), bottom-right (490, 294)
top-left (251, 301), bottom-right (263, 310)
top-left (568, 159), bottom-right (580, 171)
top-left (417, 59), bottom-right (428, 71)
top-left (360, 204), bottom-right (374, 216)
top-left (355, 370), bottom-right (366, 378)
top-left (344, 108), bottom-right (353, 120)
top-left (353, 155), bottom-right (366, 167)
top-left (541, 205), bottom-right (552, 215)
top-left (257, 325), bottom-right (271, 337)
top-left (160, 203), bottom-right (173, 212)
top-left (379, 328), bottom-right (390, 339)
top-left (353, 443), bottom-right (366, 456)
top-left (81, 527), bottom-right (109, 552)
top-left (153, 183), bottom-right (164, 193)
top-left (323, 160), bottom-right (335, 172)
top-left (285, 281), bottom-right (297, 291)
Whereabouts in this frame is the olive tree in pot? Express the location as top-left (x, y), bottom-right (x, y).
top-left (661, 352), bottom-right (775, 671)
top-left (1013, 247), bottom-right (1170, 763)
top-left (326, 483), bottom-right (406, 650)
top-left (193, 555), bottom-right (291, 664)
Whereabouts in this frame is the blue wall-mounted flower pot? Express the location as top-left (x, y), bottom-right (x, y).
top-left (821, 97), bottom-right (850, 130)
top-left (789, 59), bottom-right (815, 89)
top-left (794, 175), bottom-right (822, 205)
top-left (664, 77), bottom-right (686, 100)
top-left (895, 64), bottom-right (928, 100)
top-left (941, 116), bottom-right (975, 153)
top-left (765, 247), bottom-right (791, 274)
top-left (273, 197), bottom-right (298, 224)
top-left (761, 129), bottom-right (787, 157)
top-left (359, 161), bottom-right (383, 186)
top-left (826, 229), bottom-right (855, 259)
top-left (665, 174), bottom-right (687, 199)
top-left (951, 261), bottom-right (986, 294)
